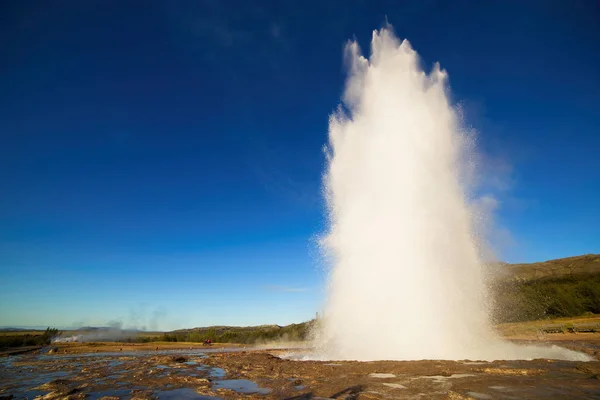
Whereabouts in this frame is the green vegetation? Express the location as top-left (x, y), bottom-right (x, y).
top-left (133, 322), bottom-right (314, 345)
top-left (496, 314), bottom-right (600, 337)
top-left (491, 274), bottom-right (600, 323)
top-left (0, 327), bottom-right (61, 349)
top-left (504, 254), bottom-right (600, 281)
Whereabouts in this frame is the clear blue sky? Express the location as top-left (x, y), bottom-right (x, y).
top-left (1, 1), bottom-right (598, 330)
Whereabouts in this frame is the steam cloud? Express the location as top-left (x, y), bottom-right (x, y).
top-left (310, 25), bottom-right (589, 362)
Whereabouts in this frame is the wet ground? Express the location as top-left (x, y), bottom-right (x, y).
top-left (1, 339), bottom-right (600, 399)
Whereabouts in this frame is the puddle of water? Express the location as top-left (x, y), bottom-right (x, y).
top-left (39, 370), bottom-right (71, 380)
top-left (294, 385), bottom-right (306, 390)
top-left (369, 373), bottom-right (396, 378)
top-left (157, 388), bottom-right (220, 399)
top-left (184, 361), bottom-right (197, 365)
top-left (489, 386), bottom-right (508, 391)
top-left (108, 360), bottom-right (123, 367)
top-left (23, 390), bottom-right (49, 398)
top-left (209, 367), bottom-right (226, 378)
top-left (0, 369), bottom-right (72, 400)
top-left (212, 379), bottom-right (271, 394)
top-left (87, 388), bottom-right (132, 399)
top-left (466, 392), bottom-right (492, 399)
top-left (2, 369), bottom-right (72, 395)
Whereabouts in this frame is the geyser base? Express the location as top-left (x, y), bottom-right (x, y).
top-left (296, 339), bottom-right (592, 362)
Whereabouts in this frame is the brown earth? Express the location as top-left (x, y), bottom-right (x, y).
top-left (50, 341), bottom-right (245, 354)
top-left (2, 336), bottom-right (600, 399)
top-left (198, 349), bottom-right (600, 399)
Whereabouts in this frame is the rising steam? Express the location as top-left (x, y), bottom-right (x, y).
top-left (311, 25), bottom-right (589, 361)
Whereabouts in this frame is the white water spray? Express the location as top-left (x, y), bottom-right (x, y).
top-left (312, 26), bottom-right (589, 362)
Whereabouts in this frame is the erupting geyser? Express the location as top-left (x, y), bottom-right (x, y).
top-left (312, 26), bottom-right (589, 362)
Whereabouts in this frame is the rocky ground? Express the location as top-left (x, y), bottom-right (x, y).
top-left (1, 336), bottom-right (600, 399)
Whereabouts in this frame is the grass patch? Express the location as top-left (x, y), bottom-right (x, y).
top-left (496, 314), bottom-right (600, 336)
top-left (491, 274), bottom-right (600, 323)
top-left (0, 328), bottom-right (61, 349)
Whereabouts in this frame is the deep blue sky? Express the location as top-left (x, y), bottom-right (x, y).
top-left (1, 1), bottom-right (599, 330)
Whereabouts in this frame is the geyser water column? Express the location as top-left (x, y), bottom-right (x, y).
top-left (314, 26), bottom-right (590, 362)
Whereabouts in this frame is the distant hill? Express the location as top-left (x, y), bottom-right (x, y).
top-left (172, 324), bottom-right (282, 334)
top-left (0, 327), bottom-right (56, 332)
top-left (491, 254), bottom-right (600, 323)
top-left (500, 254), bottom-right (600, 282)
top-left (76, 327), bottom-right (145, 333)
top-left (164, 322), bottom-right (313, 344)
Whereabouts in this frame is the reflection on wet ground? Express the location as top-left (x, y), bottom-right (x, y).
top-left (149, 388), bottom-right (219, 399)
top-left (208, 368), bottom-right (226, 379)
top-left (212, 379), bottom-right (272, 394)
top-left (0, 348), bottom-right (273, 399)
top-left (0, 341), bottom-right (599, 399)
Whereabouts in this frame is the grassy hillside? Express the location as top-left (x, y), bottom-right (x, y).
top-left (500, 254), bottom-right (600, 282)
top-left (491, 254), bottom-right (600, 323)
top-left (158, 322), bottom-right (314, 344)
